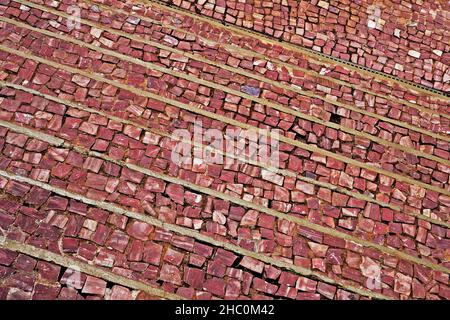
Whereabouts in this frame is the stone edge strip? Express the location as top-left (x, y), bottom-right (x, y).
top-left (2, 80), bottom-right (448, 228)
top-left (148, 0), bottom-right (450, 99)
top-left (3, 9), bottom-right (450, 156)
top-left (0, 169), bottom-right (390, 300)
top-left (84, 0), bottom-right (450, 117)
top-left (1, 44), bottom-right (449, 198)
top-left (0, 238), bottom-right (184, 300)
top-left (0, 118), bottom-right (448, 276)
top-left (10, 0), bottom-right (450, 144)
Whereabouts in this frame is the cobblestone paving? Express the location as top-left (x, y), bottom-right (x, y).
top-left (0, 0), bottom-right (448, 300)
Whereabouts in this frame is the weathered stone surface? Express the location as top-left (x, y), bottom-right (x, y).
top-left (0, 0), bottom-right (447, 302)
top-left (82, 276), bottom-right (107, 296)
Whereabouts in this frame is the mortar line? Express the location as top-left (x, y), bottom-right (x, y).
top-left (0, 238), bottom-right (184, 300)
top-left (0, 119), bottom-right (448, 275)
top-left (147, 0), bottom-right (450, 99)
top-left (10, 0), bottom-right (450, 142)
top-left (0, 170), bottom-right (391, 300)
top-left (1, 44), bottom-right (449, 197)
top-left (82, 0), bottom-right (450, 116)
top-left (3, 9), bottom-right (450, 156)
top-left (1, 80), bottom-right (448, 228)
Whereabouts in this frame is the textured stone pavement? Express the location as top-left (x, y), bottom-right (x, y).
top-left (0, 0), bottom-right (448, 300)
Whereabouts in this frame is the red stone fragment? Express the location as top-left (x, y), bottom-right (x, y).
top-left (82, 276), bottom-right (107, 296)
top-left (126, 220), bottom-right (153, 241)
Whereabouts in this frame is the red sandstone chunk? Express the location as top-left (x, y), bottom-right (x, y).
top-left (172, 235), bottom-right (195, 252)
top-left (214, 249), bottom-right (238, 266)
top-left (296, 181), bottom-right (315, 195)
top-left (51, 163), bottom-right (72, 179)
top-left (394, 272), bottom-right (412, 295)
top-left (207, 260), bottom-right (226, 277)
top-left (239, 256), bottom-right (264, 274)
top-left (164, 248), bottom-right (185, 265)
top-left (86, 173), bottom-right (108, 190)
top-left (46, 196), bottom-right (68, 211)
top-left (203, 277), bottom-right (226, 297)
top-left (79, 122), bottom-right (98, 135)
top-left (32, 73), bottom-right (50, 85)
top-left (252, 278), bottom-right (278, 295)
top-left (106, 230), bottom-right (130, 253)
top-left (240, 210), bottom-right (259, 226)
top-left (257, 214), bottom-right (275, 229)
top-left (296, 276), bottom-right (317, 292)
top-left (261, 169), bottom-right (284, 186)
top-left (36, 261), bottom-right (60, 282)
top-left (193, 243), bottom-right (213, 258)
top-left (123, 125), bottom-right (142, 140)
top-left (6, 132), bottom-right (27, 147)
top-left (317, 282), bottom-right (336, 299)
top-left (166, 183), bottom-right (184, 204)
top-left (338, 172), bottom-right (354, 188)
top-left (159, 264), bottom-right (182, 285)
top-left (126, 220), bottom-right (153, 241)
top-left (143, 242), bottom-right (163, 266)
top-left (110, 285), bottom-right (132, 300)
top-left (82, 276), bottom-right (107, 296)
top-left (83, 157), bottom-right (103, 173)
top-left (144, 177), bottom-right (166, 192)
top-left (25, 187), bottom-right (51, 206)
top-left (225, 279), bottom-right (241, 298)
top-left (0, 249), bottom-right (18, 266)
top-left (308, 242), bottom-right (328, 257)
top-left (184, 267), bottom-right (205, 289)
top-left (72, 74), bottom-right (90, 87)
